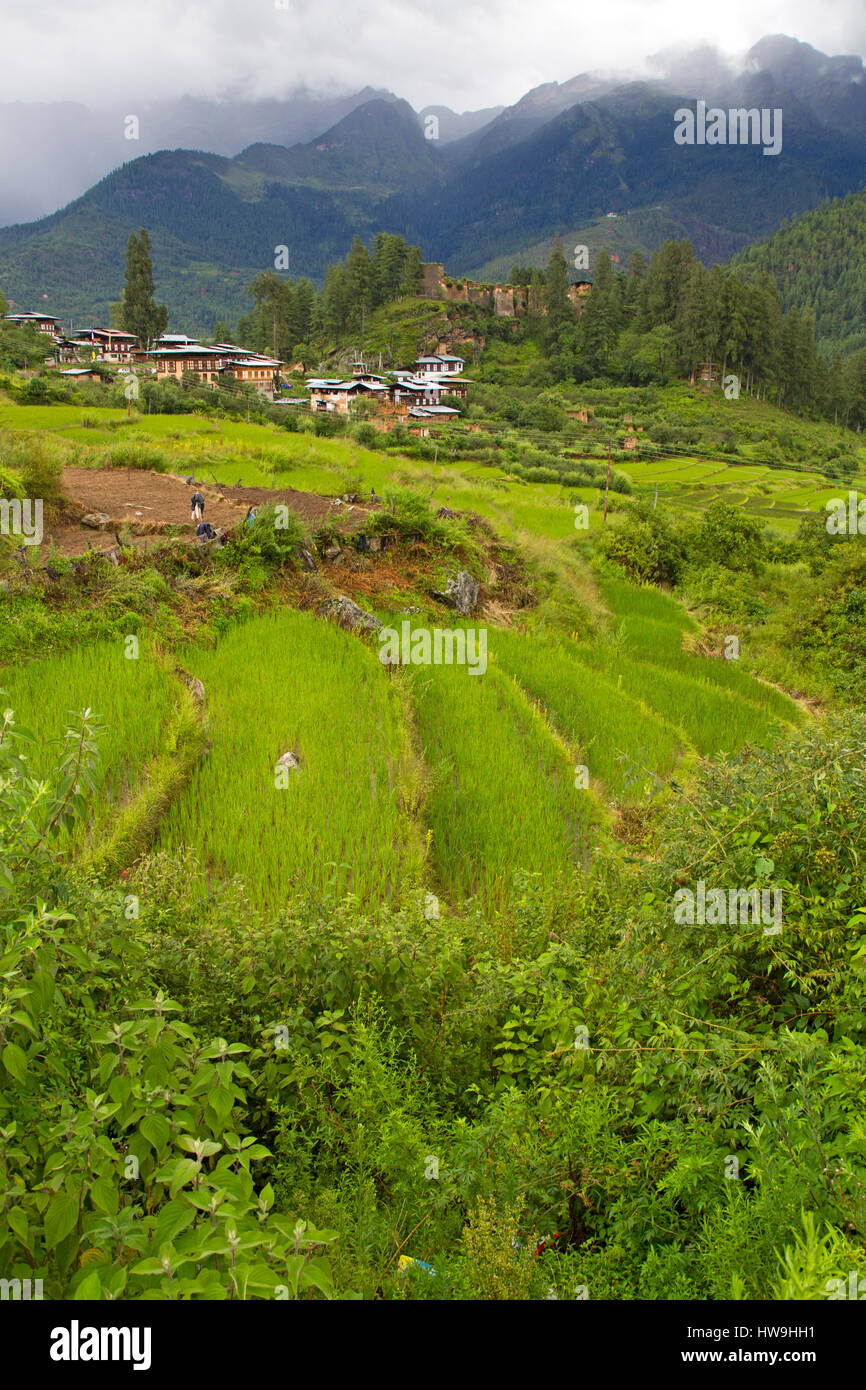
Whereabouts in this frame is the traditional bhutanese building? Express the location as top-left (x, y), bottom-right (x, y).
top-left (306, 378), bottom-right (387, 414)
top-left (4, 311), bottom-right (64, 336)
top-left (413, 353), bottom-right (465, 377)
top-left (71, 327), bottom-right (139, 363)
top-left (151, 343), bottom-right (282, 393)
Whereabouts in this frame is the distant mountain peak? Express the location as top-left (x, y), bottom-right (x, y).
top-left (311, 96), bottom-right (422, 148)
top-left (746, 34), bottom-right (865, 82)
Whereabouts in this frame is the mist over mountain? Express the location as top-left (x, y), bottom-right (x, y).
top-left (2, 35), bottom-right (865, 336)
top-left (0, 89), bottom-right (502, 227)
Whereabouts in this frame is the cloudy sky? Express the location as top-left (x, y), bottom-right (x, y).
top-left (3, 0), bottom-right (866, 109)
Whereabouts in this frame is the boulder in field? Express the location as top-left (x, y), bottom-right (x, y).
top-left (81, 512), bottom-right (111, 529)
top-left (177, 668), bottom-right (206, 704)
top-left (434, 569), bottom-right (479, 616)
top-left (298, 547), bottom-right (317, 572)
top-left (323, 595), bottom-right (382, 633)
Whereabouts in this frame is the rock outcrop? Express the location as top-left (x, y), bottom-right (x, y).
top-left (323, 595), bottom-right (382, 633)
top-left (433, 569), bottom-right (480, 616)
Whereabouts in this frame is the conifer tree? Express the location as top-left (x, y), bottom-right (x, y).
top-left (120, 229), bottom-right (168, 347)
top-left (403, 245), bottom-right (425, 296)
top-left (544, 242), bottom-right (572, 333)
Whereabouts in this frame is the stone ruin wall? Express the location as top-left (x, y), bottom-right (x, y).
top-left (422, 263), bottom-right (588, 318)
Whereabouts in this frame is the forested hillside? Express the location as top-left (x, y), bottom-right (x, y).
top-left (5, 34), bottom-right (866, 333)
top-left (734, 190), bottom-right (866, 358)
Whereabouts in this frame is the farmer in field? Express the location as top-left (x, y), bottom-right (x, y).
top-left (196, 521), bottom-right (216, 540)
top-left (245, 506), bottom-right (259, 527)
top-left (191, 489), bottom-right (205, 523)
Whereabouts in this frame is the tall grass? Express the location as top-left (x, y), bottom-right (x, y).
top-left (411, 649), bottom-right (596, 906)
top-left (491, 627), bottom-right (686, 800)
top-left (568, 646), bottom-right (790, 757)
top-left (159, 610), bottom-right (425, 910)
top-left (595, 570), bottom-right (798, 719)
top-left (1, 641), bottom-right (176, 845)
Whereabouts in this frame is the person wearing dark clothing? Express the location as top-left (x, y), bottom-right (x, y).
top-left (190, 490), bottom-right (206, 523)
top-left (196, 521), bottom-right (215, 540)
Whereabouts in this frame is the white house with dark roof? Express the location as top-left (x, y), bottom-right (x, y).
top-left (71, 327), bottom-right (138, 363)
top-left (413, 353), bottom-right (465, 376)
top-left (307, 377), bottom-right (387, 413)
top-left (4, 311), bottom-right (63, 336)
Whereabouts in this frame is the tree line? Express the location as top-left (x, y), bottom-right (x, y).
top-left (233, 233), bottom-right (425, 363)
top-left (532, 240), bottom-right (866, 430)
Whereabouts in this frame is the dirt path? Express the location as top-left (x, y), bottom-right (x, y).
top-left (44, 468), bottom-right (371, 556)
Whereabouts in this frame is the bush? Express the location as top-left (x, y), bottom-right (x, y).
top-left (106, 442), bottom-right (171, 473)
top-left (354, 422), bottom-right (379, 448)
top-left (0, 430), bottom-right (63, 506)
top-left (595, 504), bottom-right (687, 586)
top-left (688, 500), bottom-right (765, 574)
top-left (314, 411), bottom-right (346, 437)
top-left (228, 503), bottom-right (310, 567)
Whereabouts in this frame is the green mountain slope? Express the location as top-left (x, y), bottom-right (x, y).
top-left (733, 189), bottom-right (866, 358)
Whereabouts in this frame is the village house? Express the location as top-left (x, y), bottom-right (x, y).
top-left (306, 368), bottom-right (462, 423)
top-left (211, 344), bottom-right (284, 391)
top-left (71, 327), bottom-right (139, 364)
top-left (413, 353), bottom-right (465, 377)
top-left (150, 342), bottom-right (283, 393)
top-left (307, 377), bottom-right (387, 413)
top-left (4, 311), bottom-right (64, 336)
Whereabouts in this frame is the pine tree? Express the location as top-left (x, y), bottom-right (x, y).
top-left (250, 270), bottom-right (294, 360)
top-left (321, 264), bottom-right (349, 337)
top-left (345, 236), bottom-right (373, 330)
top-left (544, 242), bottom-right (572, 336)
top-left (120, 229), bottom-right (169, 347)
top-left (403, 245), bottom-right (425, 296)
top-left (623, 252), bottom-right (647, 320)
top-left (289, 279), bottom-right (315, 346)
top-left (580, 252), bottom-right (619, 375)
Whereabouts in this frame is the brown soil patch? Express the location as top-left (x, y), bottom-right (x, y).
top-left (42, 467), bottom-right (371, 557)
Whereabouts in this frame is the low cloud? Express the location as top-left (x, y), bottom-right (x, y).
top-left (2, 0), bottom-right (865, 110)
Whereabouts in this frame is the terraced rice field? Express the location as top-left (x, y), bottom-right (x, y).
top-left (158, 609), bottom-right (424, 910)
top-left (411, 649), bottom-right (596, 905)
top-left (490, 627), bottom-right (685, 800)
top-left (0, 640), bottom-right (177, 847)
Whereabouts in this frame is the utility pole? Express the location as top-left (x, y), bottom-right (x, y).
top-left (603, 435), bottom-right (612, 523)
top-left (653, 483), bottom-right (658, 512)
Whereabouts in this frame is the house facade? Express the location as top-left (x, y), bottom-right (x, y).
top-left (4, 312), bottom-right (63, 336)
top-left (413, 354), bottom-right (465, 377)
top-left (151, 344), bottom-right (282, 393)
top-left (71, 328), bottom-right (139, 363)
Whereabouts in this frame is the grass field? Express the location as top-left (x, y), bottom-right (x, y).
top-left (0, 401), bottom-right (816, 909)
top-left (158, 609), bottom-right (425, 911)
top-left (6, 401), bottom-right (860, 541)
top-left (0, 639), bottom-right (177, 848)
top-left (490, 626), bottom-right (686, 800)
top-left (410, 649), bottom-right (597, 905)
